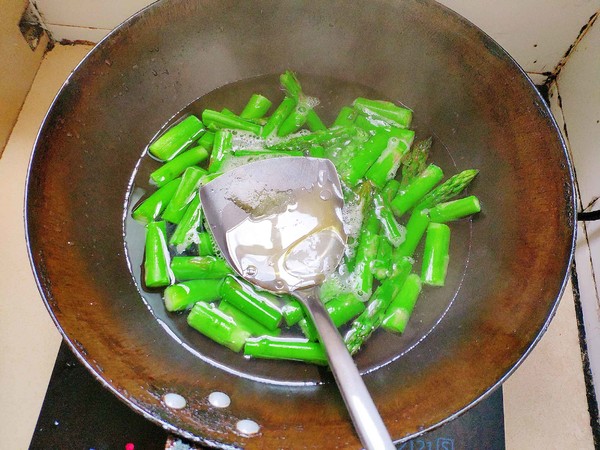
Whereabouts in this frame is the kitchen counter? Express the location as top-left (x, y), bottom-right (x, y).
top-left (0, 44), bottom-right (594, 449)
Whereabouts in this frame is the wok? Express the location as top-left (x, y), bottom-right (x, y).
top-left (25, 0), bottom-right (575, 447)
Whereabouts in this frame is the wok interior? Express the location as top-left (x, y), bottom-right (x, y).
top-left (26, 0), bottom-right (574, 447)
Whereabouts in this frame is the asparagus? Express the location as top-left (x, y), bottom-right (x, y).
top-left (198, 130), bottom-right (215, 150)
top-left (421, 223), bottom-right (451, 286)
top-left (305, 108), bottom-right (327, 131)
top-left (365, 129), bottom-right (415, 189)
top-left (417, 169), bottom-right (479, 209)
top-left (400, 137), bottom-right (431, 187)
top-left (344, 268), bottom-right (412, 354)
top-left (149, 115), bottom-right (204, 161)
top-left (187, 302), bottom-right (250, 352)
top-left (373, 192), bottom-right (406, 247)
top-left (261, 97), bottom-right (296, 138)
top-left (150, 146), bottom-right (208, 187)
top-left (394, 208), bottom-right (430, 257)
top-left (219, 301), bottom-right (281, 337)
top-left (281, 298), bottom-right (305, 326)
top-left (163, 279), bottom-right (223, 312)
top-left (277, 97), bottom-right (314, 137)
top-left (219, 276), bottom-right (282, 330)
top-left (382, 274), bottom-right (422, 333)
top-left (197, 231), bottom-right (215, 256)
top-left (391, 163), bottom-right (444, 218)
top-left (428, 195), bottom-right (481, 223)
top-left (171, 256), bottom-right (233, 280)
top-left (244, 337), bottom-right (327, 365)
top-left (144, 221), bottom-right (172, 288)
top-left (333, 106), bottom-right (358, 127)
top-left (372, 237), bottom-right (393, 281)
top-left (201, 109), bottom-right (262, 135)
top-left (240, 94), bottom-right (272, 119)
top-left (208, 129), bottom-right (233, 173)
top-left (132, 178), bottom-right (181, 224)
top-left (169, 194), bottom-right (202, 248)
top-left (161, 166), bottom-right (205, 224)
top-left (353, 97), bottom-right (413, 128)
top-left (299, 293), bottom-right (366, 341)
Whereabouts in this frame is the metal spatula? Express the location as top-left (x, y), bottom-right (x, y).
top-left (200, 156), bottom-right (394, 450)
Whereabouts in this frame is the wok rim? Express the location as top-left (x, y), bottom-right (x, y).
top-left (23, 0), bottom-right (577, 445)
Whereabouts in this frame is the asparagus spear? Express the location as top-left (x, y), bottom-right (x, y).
top-left (382, 274), bottom-right (422, 333)
top-left (144, 221), bottom-right (172, 288)
top-left (132, 178), bottom-right (181, 224)
top-left (187, 302), bottom-right (250, 352)
top-left (391, 163), bottom-right (444, 218)
top-left (149, 115), bottom-right (204, 161)
top-left (240, 94), bottom-right (272, 119)
top-left (244, 336), bottom-right (327, 365)
top-left (201, 109), bottom-right (262, 135)
top-left (421, 223), bottom-right (451, 286)
top-left (417, 169), bottom-right (479, 209)
top-left (400, 137), bottom-right (431, 187)
top-left (163, 279), bottom-right (223, 312)
top-left (220, 276), bottom-right (282, 330)
top-left (344, 266), bottom-right (412, 354)
top-left (429, 195), bottom-right (481, 222)
top-left (261, 97), bottom-right (296, 138)
top-left (150, 146), bottom-right (208, 187)
top-left (171, 256), bottom-right (233, 280)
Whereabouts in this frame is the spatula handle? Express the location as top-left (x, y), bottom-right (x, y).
top-left (292, 288), bottom-right (396, 450)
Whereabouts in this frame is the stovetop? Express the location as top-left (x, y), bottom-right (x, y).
top-left (29, 342), bottom-right (504, 450)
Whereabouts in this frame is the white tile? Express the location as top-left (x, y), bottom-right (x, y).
top-left (439, 0), bottom-right (600, 73)
top-left (47, 24), bottom-right (111, 43)
top-left (504, 283), bottom-right (595, 449)
top-left (0, 44), bottom-right (94, 450)
top-left (36, 0), bottom-right (154, 30)
top-left (550, 24), bottom-right (600, 405)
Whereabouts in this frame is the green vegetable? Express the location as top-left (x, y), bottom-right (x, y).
top-left (240, 94), bottom-right (272, 119)
top-left (201, 109), bottom-right (262, 135)
top-left (169, 194), bottom-right (202, 248)
top-left (364, 129), bottom-right (414, 189)
top-left (197, 231), bottom-right (215, 256)
top-left (421, 222), bottom-right (451, 286)
top-left (149, 115), bottom-right (204, 161)
top-left (219, 276), bottom-right (282, 330)
top-left (382, 274), bottom-right (422, 333)
top-left (344, 265), bottom-right (412, 354)
top-left (132, 178), bottom-right (181, 224)
top-left (198, 130), bottom-right (215, 150)
top-left (144, 221), bottom-right (172, 288)
top-left (150, 146), bottom-right (209, 187)
top-left (333, 106), bottom-right (358, 127)
top-left (372, 237), bottom-right (393, 281)
top-left (353, 97), bottom-right (412, 128)
top-left (208, 129), bottom-right (233, 173)
top-left (373, 192), bottom-right (406, 247)
top-left (299, 293), bottom-right (366, 341)
top-left (428, 195), bottom-right (481, 223)
top-left (163, 279), bottom-right (223, 312)
top-left (282, 298), bottom-right (305, 326)
top-left (244, 337), bottom-right (327, 365)
top-left (171, 256), bottom-right (233, 280)
top-left (187, 302), bottom-right (250, 352)
top-left (391, 163), bottom-right (444, 217)
top-left (401, 137), bottom-right (431, 187)
top-left (162, 166), bottom-right (205, 224)
top-left (339, 130), bottom-right (394, 186)
top-left (261, 97), bottom-right (297, 137)
top-left (219, 301), bottom-right (281, 337)
top-left (394, 208), bottom-right (430, 257)
top-left (418, 169), bottom-right (479, 209)
top-left (305, 109), bottom-right (327, 131)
